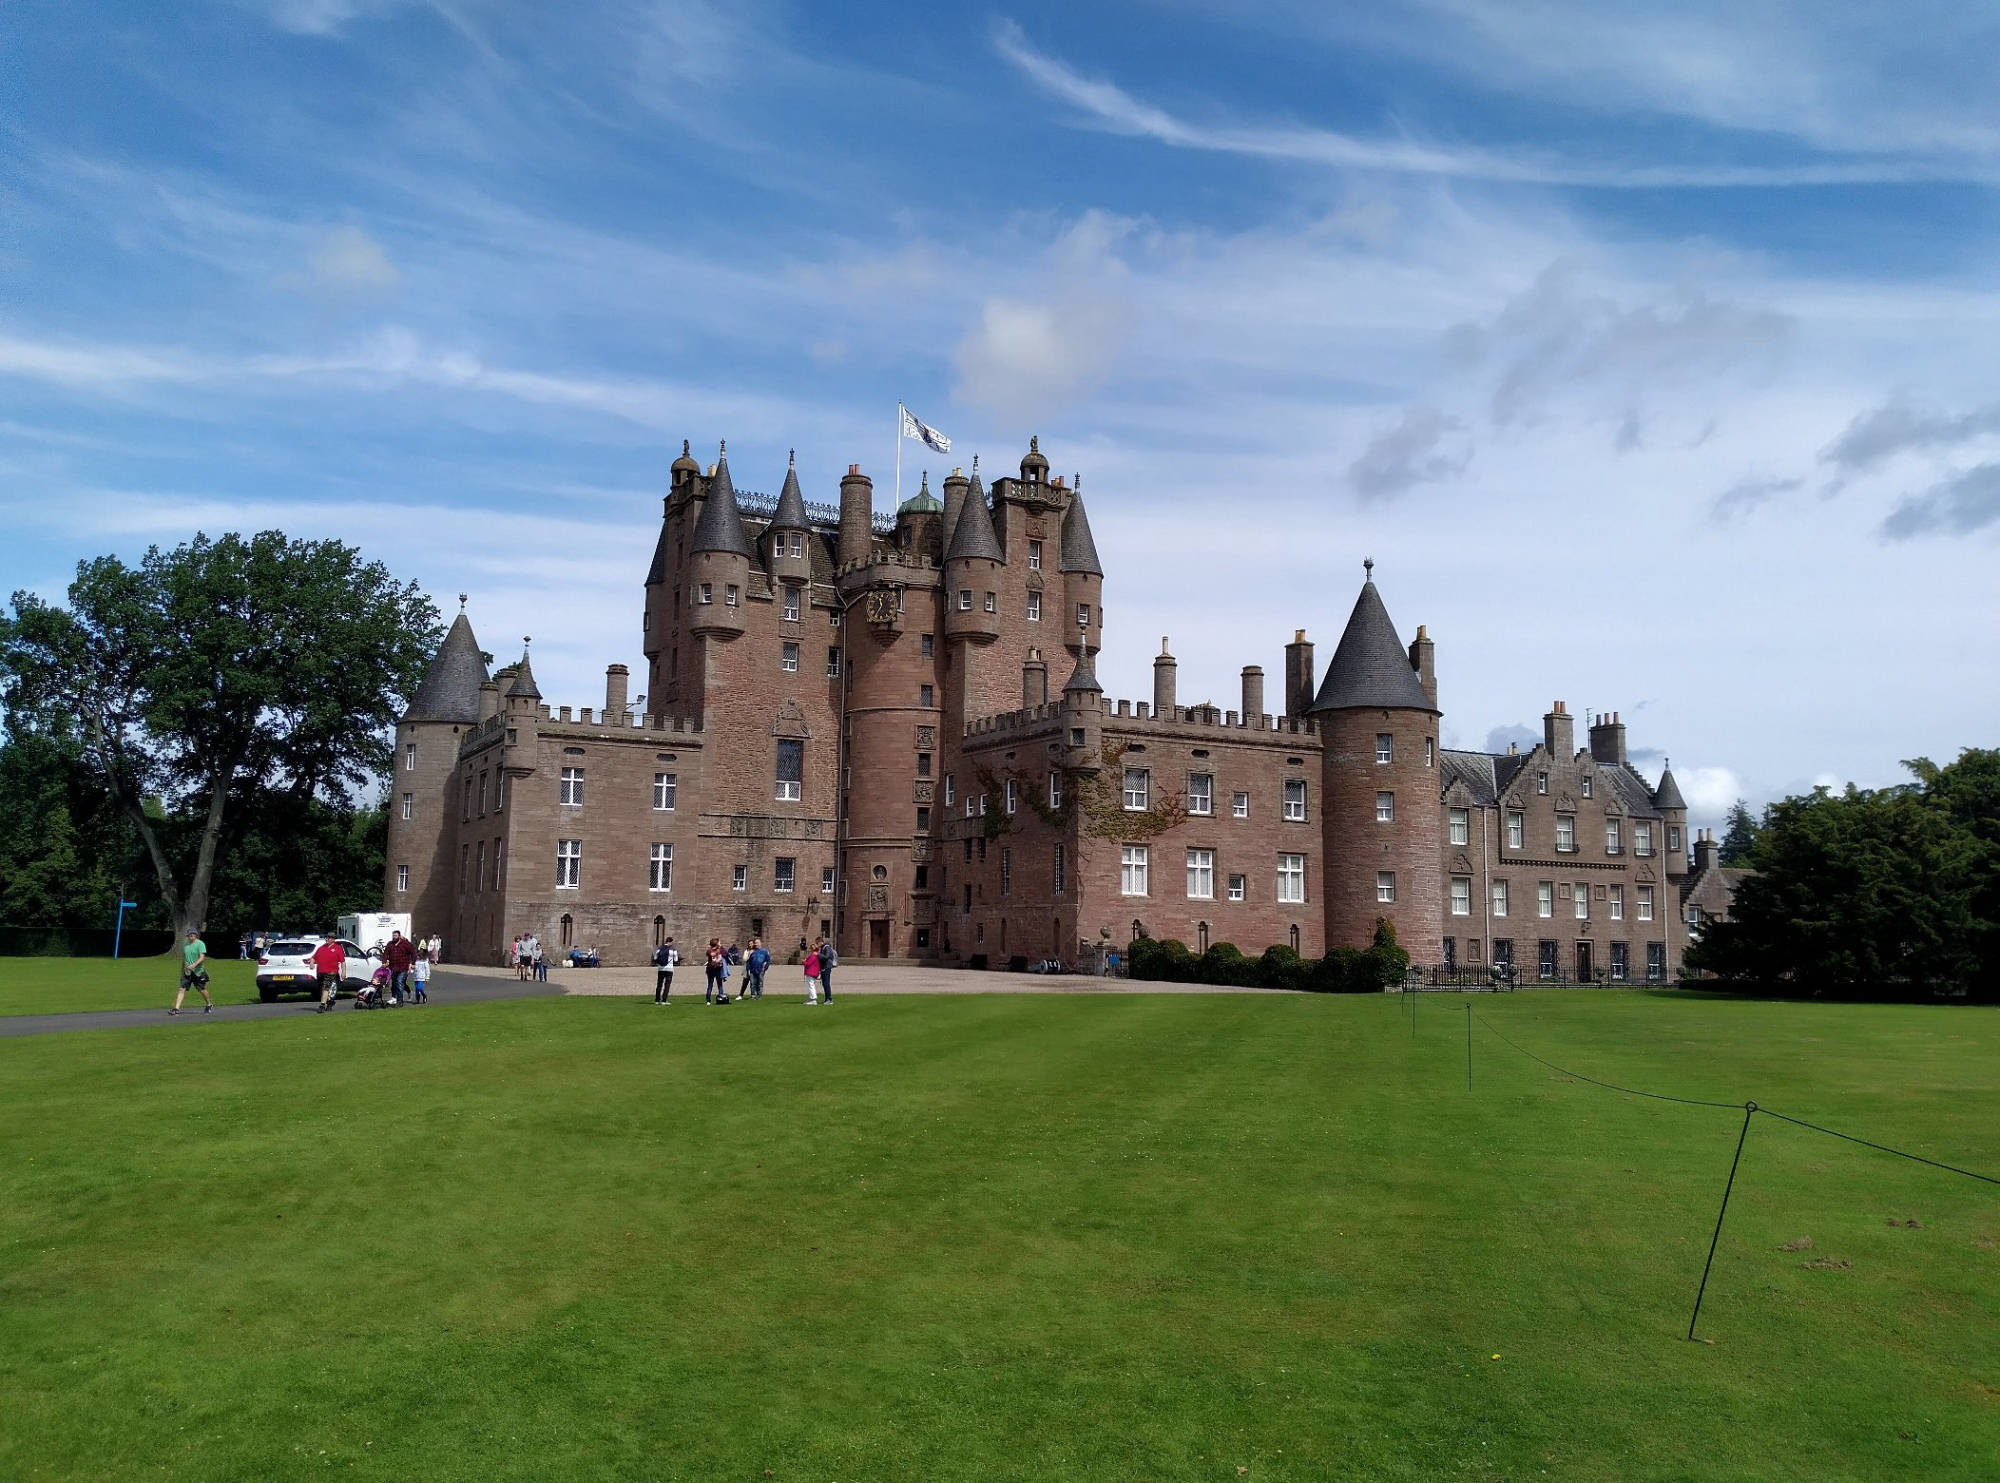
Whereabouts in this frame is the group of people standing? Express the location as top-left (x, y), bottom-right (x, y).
top-left (648, 935), bottom-right (837, 1006)
top-left (508, 932), bottom-right (550, 982)
top-left (314, 930), bottom-right (433, 1012)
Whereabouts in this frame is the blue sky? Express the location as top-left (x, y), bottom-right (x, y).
top-left (5, 0), bottom-right (1998, 825)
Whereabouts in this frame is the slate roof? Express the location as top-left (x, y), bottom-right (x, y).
top-left (1308, 580), bottom-right (1433, 713)
top-left (1439, 749), bottom-right (1499, 806)
top-left (1652, 765), bottom-right (1687, 811)
top-left (944, 476), bottom-right (1004, 563)
top-left (644, 523), bottom-right (672, 585)
top-left (690, 446), bottom-right (753, 557)
top-left (1062, 645), bottom-right (1102, 694)
top-left (505, 652), bottom-right (541, 700)
top-left (769, 453), bottom-right (810, 530)
top-left (404, 612), bottom-right (490, 723)
top-left (1439, 747), bottom-right (1666, 817)
top-left (1059, 490), bottom-right (1103, 576)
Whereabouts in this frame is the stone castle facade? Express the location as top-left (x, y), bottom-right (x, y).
top-left (384, 437), bottom-right (1695, 980)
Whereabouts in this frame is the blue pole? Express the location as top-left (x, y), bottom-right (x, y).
top-left (113, 900), bottom-right (138, 959)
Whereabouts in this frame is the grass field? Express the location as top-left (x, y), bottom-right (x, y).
top-left (0, 954), bottom-right (260, 1016)
top-left (3, 989), bottom-right (1997, 1482)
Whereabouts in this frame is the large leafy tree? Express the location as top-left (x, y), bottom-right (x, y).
top-left (1717, 799), bottom-right (1760, 865)
top-left (0, 532), bottom-right (439, 936)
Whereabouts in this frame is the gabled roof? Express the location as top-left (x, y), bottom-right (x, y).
top-left (404, 611), bottom-right (489, 723)
top-left (690, 445), bottom-right (753, 557)
top-left (1439, 749), bottom-right (1499, 807)
top-left (1059, 490), bottom-right (1103, 575)
top-left (1652, 765), bottom-right (1687, 811)
top-left (1308, 579), bottom-right (1433, 713)
top-left (944, 475), bottom-right (1004, 563)
top-left (506, 652), bottom-right (541, 700)
top-left (769, 452), bottom-right (810, 530)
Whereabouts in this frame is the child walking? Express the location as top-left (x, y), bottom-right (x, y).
top-left (412, 950), bottom-right (430, 1004)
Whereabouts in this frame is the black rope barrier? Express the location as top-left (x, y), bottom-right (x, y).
top-left (1753, 1106), bottom-right (2000, 1188)
top-left (1469, 1010), bottom-right (1743, 1109)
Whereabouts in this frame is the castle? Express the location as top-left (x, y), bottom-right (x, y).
top-left (384, 437), bottom-right (1696, 981)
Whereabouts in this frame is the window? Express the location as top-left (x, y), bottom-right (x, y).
top-left (1228, 873), bottom-right (1246, 902)
top-left (913, 865), bottom-right (927, 890)
top-left (815, 866), bottom-right (833, 895)
top-left (1555, 814), bottom-right (1576, 852)
top-left (1375, 871), bottom-right (1396, 903)
top-left (560, 767), bottom-right (584, 806)
top-left (654, 773), bottom-right (677, 810)
top-left (1492, 879), bottom-right (1509, 917)
top-left (404, 743), bottom-right (416, 771)
top-left (1028, 539), bottom-right (1043, 570)
top-left (1538, 881), bottom-right (1554, 918)
top-left (1070, 728), bottom-right (1085, 747)
top-left (1646, 942), bottom-right (1667, 980)
top-left (650, 843), bottom-right (673, 892)
top-left (965, 794), bottom-right (977, 819)
top-left (1637, 885), bottom-right (1655, 921)
top-left (1688, 903), bottom-right (1704, 928)
top-left (1026, 591), bottom-right (1042, 621)
top-left (1121, 845), bottom-right (1149, 896)
top-left (920, 684), bottom-right (935, 708)
top-left (1539, 941), bottom-right (1559, 979)
top-left (782, 587), bottom-right (801, 622)
top-left (1449, 807), bottom-right (1468, 845)
top-left (1049, 772), bottom-right (1062, 809)
top-left (1376, 791), bottom-right (1395, 823)
top-left (1574, 882), bottom-right (1589, 920)
top-left (401, 792), bottom-right (413, 820)
top-left (477, 773), bottom-right (488, 815)
top-left (917, 752), bottom-right (933, 778)
top-left (1669, 826), bottom-right (1682, 854)
top-left (1536, 771), bottom-right (1549, 794)
top-left (774, 858), bottom-right (795, 892)
top-left (1284, 779), bottom-right (1307, 821)
top-left (944, 775), bottom-right (955, 806)
top-left (958, 589), bottom-right (973, 611)
top-left (827, 647), bottom-right (842, 677)
top-left (1076, 603), bottom-right (1091, 628)
top-left (724, 584), bottom-right (739, 606)
top-left (732, 863), bottom-right (748, 891)
top-left (964, 838), bottom-right (972, 863)
top-left (1053, 844), bottom-right (1065, 895)
top-left (1187, 849), bottom-right (1214, 899)
top-left (788, 531), bottom-right (804, 558)
top-left (1451, 876), bottom-right (1471, 915)
top-left (1188, 773), bottom-right (1212, 815)
top-left (495, 776), bottom-right (504, 813)
top-left (1233, 790), bottom-right (1248, 818)
top-left (1005, 779), bottom-right (1018, 813)
top-left (921, 633), bottom-right (933, 658)
top-left (1123, 767), bottom-right (1150, 810)
top-left (1610, 941), bottom-right (1629, 981)
top-left (556, 839), bottom-right (581, 889)
top-left (775, 738), bottom-right (804, 801)
top-left (1425, 737), bottom-right (1435, 768)
top-left (1635, 821), bottom-right (1654, 856)
top-left (1582, 773), bottom-right (1593, 798)
top-left (983, 592), bottom-right (997, 613)
top-left (1000, 848), bottom-right (1012, 895)
top-left (916, 806), bottom-right (930, 831)
top-left (1506, 811), bottom-right (1524, 849)
top-left (1376, 733), bottom-right (1394, 764)
top-left (1278, 853), bottom-right (1307, 903)
top-left (1606, 819), bottom-right (1622, 853)
top-left (698, 582), bottom-right (712, 604)
top-left (780, 642), bottom-right (799, 673)
top-left (395, 863), bottom-right (409, 892)
top-left (1610, 884), bottom-right (1624, 920)
top-left (459, 843), bottom-right (468, 893)
top-left (1442, 937), bottom-right (1456, 970)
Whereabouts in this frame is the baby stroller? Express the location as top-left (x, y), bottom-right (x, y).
top-left (354, 965), bottom-right (397, 1009)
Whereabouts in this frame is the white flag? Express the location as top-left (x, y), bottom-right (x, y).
top-left (900, 404), bottom-right (951, 453)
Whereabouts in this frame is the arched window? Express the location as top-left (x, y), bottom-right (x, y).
top-left (560, 913), bottom-right (575, 948)
top-left (653, 915), bottom-right (666, 946)
top-left (1289, 923), bottom-right (1301, 952)
top-left (1197, 921), bottom-right (1210, 952)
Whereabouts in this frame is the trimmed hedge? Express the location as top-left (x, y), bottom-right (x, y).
top-left (1127, 922), bottom-right (1411, 993)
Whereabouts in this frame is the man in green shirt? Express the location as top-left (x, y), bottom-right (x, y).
top-left (171, 929), bottom-right (212, 1015)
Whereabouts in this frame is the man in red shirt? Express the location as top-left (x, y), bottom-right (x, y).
top-left (382, 930), bottom-right (417, 1005)
top-left (312, 938), bottom-right (346, 1014)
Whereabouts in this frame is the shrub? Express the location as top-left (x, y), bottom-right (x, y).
top-left (1307, 947), bottom-right (1367, 993)
top-left (1198, 941), bottom-right (1262, 987)
top-left (1256, 944), bottom-right (1310, 992)
top-left (1129, 936), bottom-right (1196, 982)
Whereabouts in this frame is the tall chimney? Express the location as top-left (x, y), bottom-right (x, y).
top-left (1284, 630), bottom-right (1315, 717)
top-left (1588, 709), bottom-right (1628, 766)
top-left (604, 663), bottom-right (629, 722)
top-left (1693, 828), bottom-right (1721, 874)
top-left (1022, 647), bottom-right (1048, 709)
top-left (838, 465), bottom-right (873, 569)
top-left (1241, 665), bottom-right (1265, 724)
top-left (1407, 624), bottom-right (1436, 710)
top-left (1153, 637), bottom-right (1178, 716)
top-left (1543, 700), bottom-right (1575, 760)
top-left (477, 678), bottom-right (500, 723)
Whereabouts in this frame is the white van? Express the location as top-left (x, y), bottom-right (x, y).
top-left (337, 912), bottom-right (412, 956)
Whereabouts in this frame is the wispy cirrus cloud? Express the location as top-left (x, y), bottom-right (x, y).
top-left (1881, 463), bottom-right (2000, 538)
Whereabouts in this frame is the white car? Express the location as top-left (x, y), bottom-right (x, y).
top-left (255, 937), bottom-right (382, 1002)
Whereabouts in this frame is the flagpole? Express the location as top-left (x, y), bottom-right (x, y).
top-left (895, 402), bottom-right (903, 509)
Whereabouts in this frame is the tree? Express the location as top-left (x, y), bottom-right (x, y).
top-left (1718, 799), bottom-right (1760, 865)
top-left (0, 532), bottom-right (439, 936)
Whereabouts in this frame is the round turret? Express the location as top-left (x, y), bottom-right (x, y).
top-left (689, 443), bottom-right (751, 640)
top-left (670, 438), bottom-right (701, 490)
top-left (1019, 434), bottom-right (1049, 485)
top-left (766, 451), bottom-right (815, 590)
top-left (942, 470), bottom-right (1005, 645)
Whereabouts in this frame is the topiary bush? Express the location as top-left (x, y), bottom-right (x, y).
top-left (1256, 944), bottom-right (1310, 992)
top-left (1198, 942), bottom-right (1262, 987)
top-left (1129, 936), bottom-right (1196, 982)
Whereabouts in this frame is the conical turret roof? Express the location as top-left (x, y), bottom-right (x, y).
top-left (505, 651), bottom-right (541, 700)
top-left (943, 473), bottom-right (1004, 563)
top-left (405, 610), bottom-right (489, 722)
top-left (645, 522), bottom-right (672, 585)
top-left (1059, 489), bottom-right (1103, 575)
top-left (1652, 764), bottom-right (1687, 811)
top-left (1063, 645), bottom-right (1102, 694)
top-left (1308, 576), bottom-right (1434, 713)
top-left (690, 443), bottom-right (753, 557)
top-left (770, 451), bottom-right (810, 530)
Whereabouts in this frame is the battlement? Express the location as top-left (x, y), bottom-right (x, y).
top-left (834, 549), bottom-right (942, 580)
top-left (961, 699), bottom-right (1317, 743)
top-left (458, 706), bottom-right (705, 758)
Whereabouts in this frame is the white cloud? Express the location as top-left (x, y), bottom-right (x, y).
top-left (1348, 407), bottom-right (1470, 500)
top-left (302, 224), bottom-right (400, 296)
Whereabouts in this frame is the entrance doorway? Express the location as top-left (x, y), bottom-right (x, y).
top-left (1574, 941), bottom-right (1593, 983)
top-left (869, 919), bottom-right (889, 958)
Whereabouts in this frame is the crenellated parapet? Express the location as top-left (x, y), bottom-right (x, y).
top-left (962, 699), bottom-right (1318, 743)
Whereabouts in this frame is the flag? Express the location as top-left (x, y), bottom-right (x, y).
top-left (900, 404), bottom-right (951, 453)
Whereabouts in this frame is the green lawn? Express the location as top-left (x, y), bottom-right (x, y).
top-left (2, 991), bottom-right (1996, 1482)
top-left (0, 954), bottom-right (260, 1016)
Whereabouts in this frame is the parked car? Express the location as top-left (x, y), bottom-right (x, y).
top-left (255, 937), bottom-right (381, 1002)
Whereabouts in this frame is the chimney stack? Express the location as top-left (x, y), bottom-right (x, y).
top-left (604, 663), bottom-right (629, 722)
top-left (1284, 629), bottom-right (1315, 717)
top-left (477, 678), bottom-right (500, 723)
top-left (838, 465), bottom-right (873, 568)
top-left (1693, 828), bottom-right (1721, 874)
top-left (1588, 709), bottom-right (1628, 766)
top-left (1153, 637), bottom-right (1178, 716)
top-left (1407, 624), bottom-right (1436, 710)
top-left (1241, 665), bottom-right (1265, 723)
top-left (1543, 700), bottom-right (1575, 760)
top-left (1022, 648), bottom-right (1048, 709)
